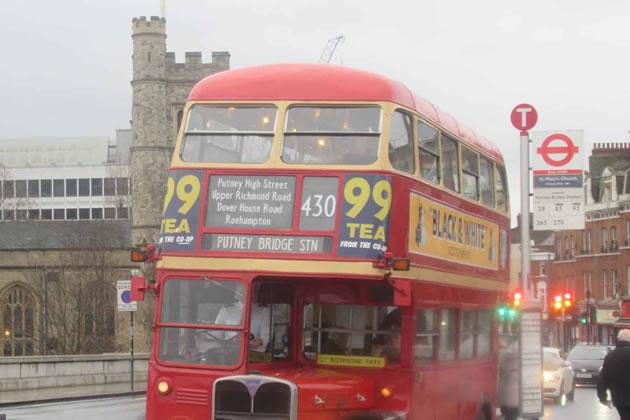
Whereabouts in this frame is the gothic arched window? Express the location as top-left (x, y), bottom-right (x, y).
top-left (1, 284), bottom-right (36, 356)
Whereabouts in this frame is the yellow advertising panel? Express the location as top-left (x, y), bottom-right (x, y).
top-left (317, 354), bottom-right (385, 368)
top-left (409, 193), bottom-right (499, 270)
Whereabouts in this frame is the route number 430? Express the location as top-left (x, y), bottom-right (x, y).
top-left (301, 194), bottom-right (336, 218)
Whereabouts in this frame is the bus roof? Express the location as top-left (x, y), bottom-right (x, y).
top-left (188, 64), bottom-right (503, 163)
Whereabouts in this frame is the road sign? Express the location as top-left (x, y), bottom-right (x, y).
top-left (532, 130), bottom-right (585, 231)
top-left (117, 280), bottom-right (138, 312)
top-left (510, 104), bottom-right (538, 133)
top-left (536, 133), bottom-right (580, 168)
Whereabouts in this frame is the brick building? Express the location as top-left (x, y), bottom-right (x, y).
top-left (551, 142), bottom-right (630, 345)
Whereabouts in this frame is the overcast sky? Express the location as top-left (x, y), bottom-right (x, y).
top-left (2, 0), bottom-right (630, 226)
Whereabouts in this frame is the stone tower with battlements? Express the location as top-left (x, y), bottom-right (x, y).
top-left (130, 16), bottom-right (230, 248)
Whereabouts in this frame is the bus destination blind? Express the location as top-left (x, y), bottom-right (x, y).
top-left (206, 175), bottom-right (296, 229)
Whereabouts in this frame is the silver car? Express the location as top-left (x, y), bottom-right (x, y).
top-left (543, 347), bottom-right (575, 405)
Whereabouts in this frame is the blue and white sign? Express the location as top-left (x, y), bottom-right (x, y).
top-left (117, 280), bottom-right (137, 312)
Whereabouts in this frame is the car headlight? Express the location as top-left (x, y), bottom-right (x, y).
top-left (543, 371), bottom-right (560, 382)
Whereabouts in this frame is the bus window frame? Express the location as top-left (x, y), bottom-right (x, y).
top-left (247, 280), bottom-right (297, 366)
top-left (461, 145), bottom-right (480, 202)
top-left (155, 274), bottom-right (249, 371)
top-left (479, 155), bottom-right (495, 208)
top-left (440, 134), bottom-right (460, 194)
top-left (388, 109), bottom-right (417, 175)
top-left (494, 163), bottom-right (509, 214)
top-left (180, 104), bottom-right (278, 165)
top-left (280, 104), bottom-right (383, 166)
top-left (414, 307), bottom-right (439, 365)
top-left (416, 118), bottom-right (441, 185)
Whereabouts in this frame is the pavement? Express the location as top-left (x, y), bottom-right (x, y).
top-left (0, 381), bottom-right (147, 407)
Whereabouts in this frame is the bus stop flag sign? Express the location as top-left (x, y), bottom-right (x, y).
top-left (532, 130), bottom-right (585, 231)
top-left (510, 104), bottom-right (538, 134)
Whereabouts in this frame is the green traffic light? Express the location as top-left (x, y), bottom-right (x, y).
top-left (498, 307), bottom-right (506, 317)
top-left (508, 308), bottom-right (517, 318)
top-left (580, 317), bottom-right (587, 324)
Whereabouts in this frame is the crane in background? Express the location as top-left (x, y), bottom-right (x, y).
top-left (319, 35), bottom-right (345, 64)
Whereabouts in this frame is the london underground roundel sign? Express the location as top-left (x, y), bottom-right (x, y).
top-left (536, 133), bottom-right (579, 167)
top-left (510, 104), bottom-right (538, 133)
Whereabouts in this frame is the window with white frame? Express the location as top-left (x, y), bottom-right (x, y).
top-left (613, 270), bottom-right (618, 296)
top-left (603, 270), bottom-right (609, 299)
top-left (584, 271), bottom-right (592, 296)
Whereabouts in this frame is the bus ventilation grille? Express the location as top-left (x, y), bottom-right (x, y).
top-left (176, 388), bottom-right (209, 406)
top-left (214, 376), bottom-right (294, 420)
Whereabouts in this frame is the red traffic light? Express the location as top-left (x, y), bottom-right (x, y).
top-left (553, 295), bottom-right (563, 311)
top-left (511, 290), bottom-right (523, 307)
top-left (563, 291), bottom-right (573, 307)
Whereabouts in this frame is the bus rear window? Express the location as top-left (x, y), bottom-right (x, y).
top-left (181, 105), bottom-right (276, 163)
top-left (282, 106), bottom-right (381, 165)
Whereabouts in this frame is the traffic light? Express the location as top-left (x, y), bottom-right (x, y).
top-left (563, 292), bottom-right (573, 308)
top-left (553, 294), bottom-right (563, 311)
top-left (512, 290), bottom-right (522, 309)
top-left (579, 312), bottom-right (588, 324)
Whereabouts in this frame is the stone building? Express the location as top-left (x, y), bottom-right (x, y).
top-left (130, 16), bottom-right (230, 248)
top-left (0, 134), bottom-right (141, 355)
top-left (0, 16), bottom-right (230, 356)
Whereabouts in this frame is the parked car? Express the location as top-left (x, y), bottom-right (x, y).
top-left (567, 345), bottom-right (610, 385)
top-left (543, 347), bottom-right (575, 405)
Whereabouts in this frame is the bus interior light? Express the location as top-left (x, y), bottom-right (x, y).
top-left (391, 258), bottom-right (410, 271)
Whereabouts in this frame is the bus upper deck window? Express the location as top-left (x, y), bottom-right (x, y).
top-left (479, 157), bottom-right (495, 207)
top-left (418, 121), bottom-right (440, 184)
top-left (495, 165), bottom-right (508, 213)
top-left (461, 146), bottom-right (479, 201)
top-left (282, 106), bottom-right (381, 165)
top-left (180, 105), bottom-right (276, 164)
top-left (388, 111), bottom-right (415, 174)
top-left (441, 135), bottom-right (460, 193)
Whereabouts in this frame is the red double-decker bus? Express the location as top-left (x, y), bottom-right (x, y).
top-left (132, 64), bottom-right (510, 420)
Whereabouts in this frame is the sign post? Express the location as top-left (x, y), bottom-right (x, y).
top-left (510, 104), bottom-right (543, 419)
top-left (117, 280), bottom-right (138, 391)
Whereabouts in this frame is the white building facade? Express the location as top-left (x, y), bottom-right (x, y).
top-left (0, 130), bottom-right (131, 222)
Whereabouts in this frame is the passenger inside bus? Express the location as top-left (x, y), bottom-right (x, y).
top-left (303, 303), bottom-right (401, 364)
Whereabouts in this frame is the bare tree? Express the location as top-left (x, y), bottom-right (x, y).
top-left (25, 221), bottom-right (130, 355)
